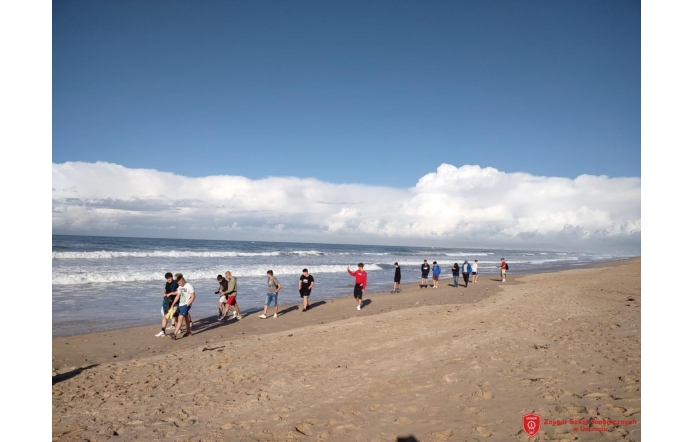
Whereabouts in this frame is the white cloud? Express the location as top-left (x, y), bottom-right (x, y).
top-left (52, 162), bottom-right (641, 253)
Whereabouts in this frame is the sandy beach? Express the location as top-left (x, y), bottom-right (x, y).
top-left (52, 258), bottom-right (640, 441)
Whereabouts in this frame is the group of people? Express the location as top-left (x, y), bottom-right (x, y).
top-left (416, 258), bottom-right (509, 288)
top-left (417, 259), bottom-right (479, 288)
top-left (158, 258), bottom-right (510, 339)
top-left (157, 272), bottom-right (196, 339)
top-left (157, 268), bottom-right (317, 338)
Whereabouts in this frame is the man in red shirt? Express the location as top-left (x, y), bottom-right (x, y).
top-left (347, 263), bottom-right (368, 310)
top-left (499, 258), bottom-right (508, 282)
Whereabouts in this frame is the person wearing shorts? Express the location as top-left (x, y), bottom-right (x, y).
top-left (298, 268), bottom-right (315, 312)
top-left (472, 260), bottom-right (479, 283)
top-left (156, 272), bottom-right (179, 337)
top-left (171, 274), bottom-right (195, 339)
top-left (259, 270), bottom-right (281, 319)
top-left (432, 261), bottom-right (441, 288)
top-left (392, 262), bottom-right (401, 293)
top-left (220, 271), bottom-right (242, 320)
top-left (347, 263), bottom-right (368, 310)
top-left (420, 260), bottom-right (430, 288)
top-left (499, 258), bottom-right (508, 282)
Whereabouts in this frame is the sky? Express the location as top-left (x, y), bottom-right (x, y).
top-left (52, 1), bottom-right (641, 252)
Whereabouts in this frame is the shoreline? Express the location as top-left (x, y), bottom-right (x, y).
top-left (52, 256), bottom-right (631, 339)
top-left (52, 257), bottom-right (636, 373)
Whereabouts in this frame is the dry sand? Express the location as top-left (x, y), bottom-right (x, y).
top-left (53, 259), bottom-right (640, 441)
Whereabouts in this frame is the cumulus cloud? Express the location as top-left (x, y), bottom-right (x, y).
top-left (52, 162), bottom-right (641, 253)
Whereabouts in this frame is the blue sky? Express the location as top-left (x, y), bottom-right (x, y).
top-left (53, 0), bottom-right (640, 187)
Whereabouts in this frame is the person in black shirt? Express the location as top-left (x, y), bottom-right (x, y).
top-left (392, 262), bottom-right (401, 293)
top-left (298, 269), bottom-right (315, 312)
top-left (420, 260), bottom-right (430, 288)
top-left (156, 272), bottom-right (179, 337)
top-left (451, 263), bottom-right (460, 287)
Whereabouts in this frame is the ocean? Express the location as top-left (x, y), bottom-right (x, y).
top-left (52, 235), bottom-right (626, 337)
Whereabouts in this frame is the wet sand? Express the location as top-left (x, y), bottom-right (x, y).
top-left (53, 258), bottom-right (640, 441)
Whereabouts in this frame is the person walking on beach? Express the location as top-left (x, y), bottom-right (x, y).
top-left (298, 269), bottom-right (314, 312)
top-left (392, 262), bottom-right (401, 293)
top-left (472, 260), bottom-right (479, 283)
top-left (259, 270), bottom-right (281, 319)
top-left (222, 270), bottom-right (242, 320)
top-left (216, 275), bottom-right (228, 319)
top-left (347, 263), bottom-right (368, 310)
top-left (462, 260), bottom-right (470, 287)
top-left (499, 258), bottom-right (509, 282)
top-left (171, 274), bottom-right (195, 339)
top-left (432, 261), bottom-right (441, 288)
top-left (420, 260), bottom-right (430, 288)
top-left (156, 272), bottom-right (179, 337)
top-left (451, 263), bottom-right (460, 287)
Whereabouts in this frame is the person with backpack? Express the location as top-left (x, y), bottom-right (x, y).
top-left (451, 263), bottom-right (460, 287)
top-left (432, 261), bottom-right (441, 288)
top-left (499, 258), bottom-right (509, 282)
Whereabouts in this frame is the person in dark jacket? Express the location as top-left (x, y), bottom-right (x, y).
top-left (156, 272), bottom-right (179, 337)
top-left (420, 260), bottom-right (430, 288)
top-left (451, 263), bottom-right (460, 287)
top-left (392, 262), bottom-right (401, 293)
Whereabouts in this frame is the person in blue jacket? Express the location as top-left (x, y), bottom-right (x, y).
top-left (462, 260), bottom-right (471, 287)
top-left (432, 261), bottom-right (441, 288)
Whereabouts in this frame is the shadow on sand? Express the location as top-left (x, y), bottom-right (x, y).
top-left (52, 364), bottom-right (99, 385)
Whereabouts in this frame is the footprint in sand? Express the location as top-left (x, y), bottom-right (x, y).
top-left (555, 404), bottom-right (588, 414)
top-left (472, 385), bottom-right (494, 400)
top-left (430, 428), bottom-right (454, 440)
top-left (474, 426), bottom-right (492, 437)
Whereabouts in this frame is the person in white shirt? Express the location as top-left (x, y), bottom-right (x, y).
top-left (171, 274), bottom-right (196, 339)
top-left (472, 260), bottom-right (479, 283)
